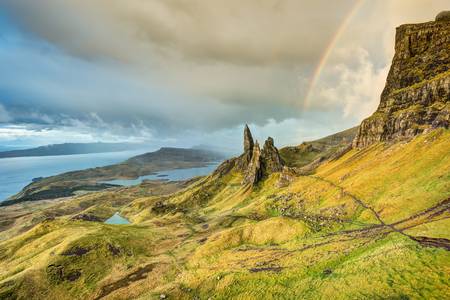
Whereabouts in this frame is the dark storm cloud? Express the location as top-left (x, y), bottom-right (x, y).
top-left (0, 0), bottom-right (358, 131)
top-left (0, 0), bottom-right (448, 146)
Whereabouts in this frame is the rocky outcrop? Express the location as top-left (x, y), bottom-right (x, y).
top-left (213, 125), bottom-right (285, 185)
top-left (238, 124), bottom-right (255, 170)
top-left (238, 126), bottom-right (285, 186)
top-left (261, 137), bottom-right (284, 173)
top-left (353, 13), bottom-right (450, 148)
top-left (277, 166), bottom-right (297, 188)
top-left (243, 141), bottom-right (263, 185)
top-left (244, 124), bottom-right (254, 152)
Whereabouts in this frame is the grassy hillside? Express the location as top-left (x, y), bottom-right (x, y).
top-left (0, 129), bottom-right (448, 299)
top-left (279, 127), bottom-right (358, 169)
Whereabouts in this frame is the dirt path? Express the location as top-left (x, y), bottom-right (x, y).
top-left (307, 175), bottom-right (450, 251)
top-left (94, 263), bottom-right (156, 300)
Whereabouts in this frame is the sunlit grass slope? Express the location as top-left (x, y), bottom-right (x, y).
top-left (0, 129), bottom-right (449, 299)
top-left (316, 129), bottom-right (450, 223)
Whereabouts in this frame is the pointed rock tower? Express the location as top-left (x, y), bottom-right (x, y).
top-left (238, 125), bottom-right (284, 186)
top-left (213, 125), bottom-right (285, 185)
top-left (243, 141), bottom-right (263, 185)
top-left (244, 124), bottom-right (254, 152)
top-left (238, 124), bottom-right (255, 170)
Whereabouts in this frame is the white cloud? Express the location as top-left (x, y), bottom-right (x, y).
top-left (0, 122), bottom-right (156, 148)
top-left (309, 46), bottom-right (389, 122)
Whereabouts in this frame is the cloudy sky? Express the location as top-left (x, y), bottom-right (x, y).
top-left (0, 0), bottom-right (448, 150)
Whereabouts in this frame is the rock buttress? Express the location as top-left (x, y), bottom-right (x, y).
top-left (353, 14), bottom-right (450, 148)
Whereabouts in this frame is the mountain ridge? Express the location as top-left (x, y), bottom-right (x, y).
top-left (0, 142), bottom-right (146, 159)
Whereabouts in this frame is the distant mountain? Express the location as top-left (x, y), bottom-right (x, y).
top-left (0, 142), bottom-right (146, 159)
top-left (0, 145), bottom-right (25, 152)
top-left (191, 144), bottom-right (238, 156)
top-left (127, 147), bottom-right (224, 164)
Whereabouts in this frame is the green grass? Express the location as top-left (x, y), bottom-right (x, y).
top-left (0, 129), bottom-right (449, 299)
top-left (316, 129), bottom-right (450, 223)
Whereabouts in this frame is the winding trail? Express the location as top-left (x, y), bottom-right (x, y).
top-left (307, 175), bottom-right (450, 250)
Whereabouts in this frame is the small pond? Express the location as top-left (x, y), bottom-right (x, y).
top-left (104, 212), bottom-right (130, 225)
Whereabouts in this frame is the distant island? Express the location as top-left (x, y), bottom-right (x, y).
top-left (0, 142), bottom-right (146, 159)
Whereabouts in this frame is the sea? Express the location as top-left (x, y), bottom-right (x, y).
top-left (0, 150), bottom-right (145, 202)
top-left (101, 162), bottom-right (220, 186)
top-left (0, 151), bottom-right (221, 202)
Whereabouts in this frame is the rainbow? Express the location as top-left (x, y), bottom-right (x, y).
top-left (303, 0), bottom-right (365, 108)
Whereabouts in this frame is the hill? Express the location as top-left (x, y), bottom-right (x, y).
top-left (279, 126), bottom-right (358, 169)
top-left (0, 126), bottom-right (448, 299)
top-left (0, 142), bottom-right (145, 159)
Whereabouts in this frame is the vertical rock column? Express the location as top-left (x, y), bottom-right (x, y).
top-left (240, 126), bottom-right (284, 186)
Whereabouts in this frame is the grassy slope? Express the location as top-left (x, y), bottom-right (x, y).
top-left (316, 129), bottom-right (450, 223)
top-left (279, 126), bottom-right (358, 168)
top-left (0, 129), bottom-right (449, 299)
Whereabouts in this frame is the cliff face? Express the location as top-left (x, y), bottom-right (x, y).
top-left (353, 15), bottom-right (450, 148)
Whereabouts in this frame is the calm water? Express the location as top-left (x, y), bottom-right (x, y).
top-left (104, 212), bottom-right (130, 225)
top-left (0, 150), bottom-right (147, 202)
top-left (102, 162), bottom-right (220, 186)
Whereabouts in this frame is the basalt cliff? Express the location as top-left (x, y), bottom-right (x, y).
top-left (353, 14), bottom-right (450, 148)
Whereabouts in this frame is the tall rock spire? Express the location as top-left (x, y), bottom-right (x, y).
top-left (216, 125), bottom-right (285, 186)
top-left (238, 124), bottom-right (255, 170)
top-left (240, 125), bottom-right (285, 186)
top-left (243, 124), bottom-right (254, 153)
